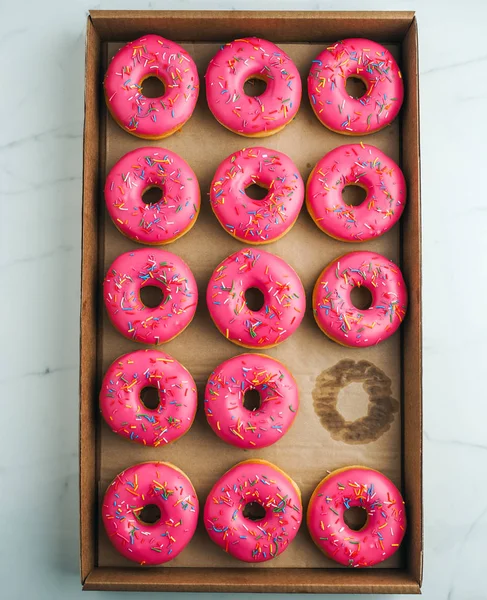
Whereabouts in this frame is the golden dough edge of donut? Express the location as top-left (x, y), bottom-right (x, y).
top-left (209, 196), bottom-right (301, 246)
top-left (100, 351), bottom-right (198, 448)
top-left (308, 97), bottom-right (395, 137)
top-left (208, 111), bottom-right (292, 138)
top-left (104, 90), bottom-right (196, 140)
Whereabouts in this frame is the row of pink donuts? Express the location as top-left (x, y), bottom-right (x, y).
top-left (102, 460), bottom-right (406, 567)
top-left (105, 35), bottom-right (403, 139)
top-left (105, 144), bottom-right (406, 246)
top-left (104, 247), bottom-right (407, 349)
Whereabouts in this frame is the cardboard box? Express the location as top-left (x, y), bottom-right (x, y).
top-left (81, 10), bottom-right (422, 593)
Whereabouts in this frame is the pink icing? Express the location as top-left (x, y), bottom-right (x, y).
top-left (307, 144), bottom-right (406, 242)
top-left (210, 147), bottom-right (304, 244)
top-left (307, 467), bottom-right (406, 567)
top-left (102, 461), bottom-right (199, 564)
top-left (103, 248), bottom-right (198, 345)
top-left (205, 37), bottom-right (301, 137)
top-left (204, 460), bottom-right (302, 562)
top-left (100, 349), bottom-right (197, 447)
top-left (104, 35), bottom-right (199, 139)
top-left (308, 39), bottom-right (404, 135)
top-left (104, 147), bottom-right (200, 245)
top-left (204, 353), bottom-right (298, 449)
top-left (207, 248), bottom-right (305, 348)
top-left (313, 251), bottom-right (407, 348)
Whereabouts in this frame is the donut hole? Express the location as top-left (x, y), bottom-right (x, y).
top-left (342, 184), bottom-right (367, 207)
top-left (345, 76), bottom-right (368, 99)
top-left (140, 285), bottom-right (164, 308)
top-left (142, 186), bottom-right (164, 206)
top-left (243, 388), bottom-right (262, 412)
top-left (140, 386), bottom-right (160, 410)
top-left (344, 506), bottom-right (368, 531)
top-left (245, 183), bottom-right (268, 201)
top-left (244, 76), bottom-right (267, 97)
top-left (244, 287), bottom-right (265, 311)
top-left (136, 503), bottom-right (161, 525)
top-left (350, 286), bottom-right (373, 310)
top-left (243, 501), bottom-right (266, 522)
top-left (140, 76), bottom-right (166, 98)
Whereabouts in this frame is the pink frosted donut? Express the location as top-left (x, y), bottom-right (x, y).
top-left (307, 466), bottom-right (406, 567)
top-left (204, 353), bottom-right (298, 449)
top-left (205, 38), bottom-right (301, 137)
top-left (308, 39), bottom-right (404, 135)
top-left (306, 144), bottom-right (406, 242)
top-left (204, 460), bottom-right (302, 562)
top-left (210, 147), bottom-right (304, 244)
top-left (104, 34), bottom-right (199, 139)
top-left (100, 349), bottom-right (197, 447)
top-left (102, 461), bottom-right (199, 564)
top-left (313, 251), bottom-right (407, 348)
top-left (104, 147), bottom-right (200, 245)
top-left (207, 248), bottom-right (305, 349)
top-left (103, 248), bottom-right (198, 345)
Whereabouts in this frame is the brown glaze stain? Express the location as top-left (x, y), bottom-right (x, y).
top-left (312, 359), bottom-right (399, 444)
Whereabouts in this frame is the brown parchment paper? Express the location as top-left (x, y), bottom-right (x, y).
top-left (97, 41), bottom-right (403, 569)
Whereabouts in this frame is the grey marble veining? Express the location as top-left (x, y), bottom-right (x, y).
top-left (1, 0), bottom-right (486, 598)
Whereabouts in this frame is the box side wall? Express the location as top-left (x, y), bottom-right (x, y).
top-left (83, 567), bottom-right (421, 594)
top-left (89, 10), bottom-right (414, 42)
top-left (400, 17), bottom-right (423, 587)
top-left (80, 16), bottom-right (101, 583)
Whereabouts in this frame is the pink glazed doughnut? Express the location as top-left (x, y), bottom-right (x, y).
top-left (204, 459), bottom-right (302, 562)
top-left (102, 461), bottom-right (199, 565)
top-left (204, 353), bottom-right (299, 449)
top-left (103, 248), bottom-right (198, 345)
top-left (313, 251), bottom-right (407, 348)
top-left (100, 349), bottom-right (197, 447)
top-left (205, 37), bottom-right (302, 137)
top-left (105, 147), bottom-right (200, 245)
top-left (210, 147), bottom-right (304, 244)
top-left (207, 248), bottom-right (305, 349)
top-left (104, 35), bottom-right (199, 139)
top-left (308, 39), bottom-right (404, 135)
top-left (306, 144), bottom-right (406, 242)
top-left (307, 466), bottom-right (406, 567)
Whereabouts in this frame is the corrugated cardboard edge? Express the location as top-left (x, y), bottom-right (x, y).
top-left (80, 10), bottom-right (423, 593)
top-left (80, 14), bottom-right (100, 585)
top-left (401, 16), bottom-right (423, 591)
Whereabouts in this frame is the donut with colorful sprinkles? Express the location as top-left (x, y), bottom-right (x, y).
top-left (105, 147), bottom-right (200, 245)
top-left (307, 466), bottom-right (406, 567)
top-left (306, 144), bottom-right (406, 242)
top-left (103, 248), bottom-right (198, 345)
top-left (312, 251), bottom-right (408, 348)
top-left (210, 146), bottom-right (304, 244)
top-left (205, 37), bottom-right (302, 137)
top-left (207, 248), bottom-right (305, 349)
top-left (308, 39), bottom-right (404, 135)
top-left (100, 349), bottom-right (197, 447)
top-left (102, 461), bottom-right (199, 564)
top-left (204, 459), bottom-right (302, 562)
top-left (204, 353), bottom-right (299, 449)
top-left (104, 35), bottom-right (199, 139)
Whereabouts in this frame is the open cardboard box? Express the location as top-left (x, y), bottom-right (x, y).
top-left (80, 10), bottom-right (422, 593)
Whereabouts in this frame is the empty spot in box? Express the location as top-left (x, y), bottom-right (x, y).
top-left (312, 359), bottom-right (398, 444)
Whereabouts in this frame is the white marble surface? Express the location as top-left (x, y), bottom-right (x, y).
top-left (1, 0), bottom-right (485, 598)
